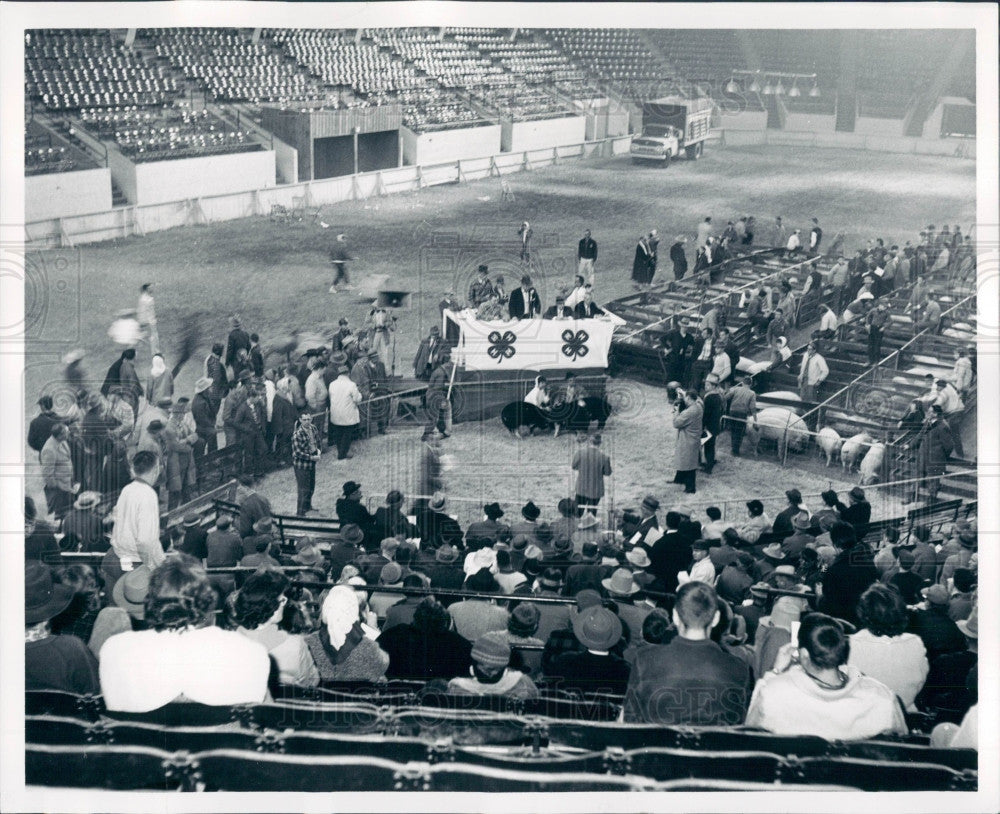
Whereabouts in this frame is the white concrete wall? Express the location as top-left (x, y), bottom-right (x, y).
top-left (25, 167), bottom-right (113, 221)
top-left (718, 110), bottom-right (768, 132)
top-left (503, 116), bottom-right (586, 153)
top-left (852, 116), bottom-right (905, 138)
top-left (401, 124), bottom-right (502, 166)
top-left (134, 150), bottom-right (276, 206)
top-left (784, 113), bottom-right (836, 133)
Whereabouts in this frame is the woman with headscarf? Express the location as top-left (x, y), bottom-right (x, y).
top-left (303, 585), bottom-right (389, 683)
top-left (146, 353), bottom-right (174, 406)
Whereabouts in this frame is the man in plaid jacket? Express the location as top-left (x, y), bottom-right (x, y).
top-left (292, 410), bottom-right (321, 516)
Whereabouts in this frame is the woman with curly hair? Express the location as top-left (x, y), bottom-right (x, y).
top-left (848, 583), bottom-right (929, 710)
top-left (233, 570), bottom-right (319, 688)
top-left (99, 554), bottom-right (270, 712)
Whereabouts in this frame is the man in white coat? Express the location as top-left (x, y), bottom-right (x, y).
top-left (328, 366), bottom-right (362, 460)
top-left (798, 340), bottom-right (830, 402)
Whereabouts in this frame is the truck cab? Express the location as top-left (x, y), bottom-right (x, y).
top-left (629, 96), bottom-right (714, 166)
top-left (629, 125), bottom-right (682, 165)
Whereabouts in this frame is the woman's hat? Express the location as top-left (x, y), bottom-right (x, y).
top-left (572, 606), bottom-right (623, 651)
top-left (956, 606), bottom-right (978, 639)
top-left (73, 491), bottom-right (102, 511)
top-left (484, 502), bottom-right (504, 520)
top-left (521, 501), bottom-right (540, 521)
top-left (112, 565), bottom-right (152, 620)
top-left (194, 376), bottom-right (213, 394)
top-left (471, 631), bottom-right (511, 669)
top-left (602, 567), bottom-right (641, 597)
top-left (761, 543), bottom-right (785, 561)
top-left (578, 513), bottom-right (600, 530)
top-left (339, 523), bottom-right (364, 546)
top-left (435, 544), bottom-right (459, 564)
top-left (342, 481), bottom-right (362, 497)
top-left (626, 547), bottom-right (651, 569)
top-left (24, 562), bottom-right (74, 625)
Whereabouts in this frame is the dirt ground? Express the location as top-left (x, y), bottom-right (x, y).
top-left (23, 144), bottom-right (976, 522)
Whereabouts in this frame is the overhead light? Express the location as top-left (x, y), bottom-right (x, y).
top-left (762, 81), bottom-right (774, 95)
top-left (725, 78), bottom-right (738, 94)
top-left (788, 82), bottom-right (801, 97)
top-left (749, 76), bottom-right (761, 93)
top-left (809, 83), bottom-right (821, 98)
top-left (774, 80), bottom-right (786, 95)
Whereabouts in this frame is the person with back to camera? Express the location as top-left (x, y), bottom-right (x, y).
top-left (745, 612), bottom-right (908, 741)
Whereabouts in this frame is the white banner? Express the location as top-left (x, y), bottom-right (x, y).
top-left (447, 311), bottom-right (616, 371)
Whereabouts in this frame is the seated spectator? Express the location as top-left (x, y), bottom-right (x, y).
top-left (447, 631), bottom-right (540, 699)
top-left (49, 564), bottom-right (104, 646)
top-left (700, 506), bottom-right (729, 541)
top-left (849, 584), bottom-right (929, 710)
top-left (600, 568), bottom-right (650, 642)
top-left (873, 526), bottom-right (902, 577)
top-left (494, 549), bottom-right (528, 595)
top-left (810, 490), bottom-right (841, 534)
top-left (60, 491), bottom-right (108, 553)
top-left (449, 568), bottom-right (509, 641)
top-left (233, 570), bottom-right (319, 688)
top-left (745, 613), bottom-right (909, 740)
top-left (753, 593), bottom-right (805, 678)
top-left (887, 549), bottom-right (927, 604)
top-left (772, 489), bottom-right (807, 538)
top-left (372, 490), bottom-right (419, 543)
top-left (465, 502), bottom-right (510, 544)
top-left (179, 513), bottom-right (208, 562)
top-left (242, 516), bottom-right (279, 558)
top-left (379, 597), bottom-right (472, 681)
top-left (736, 499), bottom-right (772, 544)
top-left (623, 609), bottom-right (674, 664)
top-left (708, 528), bottom-right (740, 573)
top-left (677, 539), bottom-right (716, 586)
top-left (781, 512), bottom-right (815, 560)
top-left (501, 602), bottom-right (545, 677)
top-left (383, 574), bottom-right (427, 630)
top-left (25, 561), bottom-right (100, 694)
top-left (917, 604), bottom-right (977, 723)
top-left (818, 522), bottom-right (877, 625)
top-left (304, 584), bottom-right (389, 683)
top-left (100, 555), bottom-right (270, 711)
top-left (545, 605), bottom-right (630, 696)
top-left (237, 475), bottom-right (272, 538)
top-left (717, 551), bottom-right (755, 605)
top-left (795, 548), bottom-right (824, 593)
top-left (369, 563), bottom-right (406, 622)
top-left (624, 581), bottom-right (753, 724)
top-left (240, 538), bottom-right (281, 570)
top-left (24, 496), bottom-right (60, 562)
top-left (948, 569), bottom-right (976, 622)
top-left (206, 514), bottom-right (242, 567)
top-left (908, 584), bottom-right (967, 661)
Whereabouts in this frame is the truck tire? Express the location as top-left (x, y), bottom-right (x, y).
top-left (685, 142), bottom-right (704, 160)
top-left (662, 151), bottom-right (672, 167)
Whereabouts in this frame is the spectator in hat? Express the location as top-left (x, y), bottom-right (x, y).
top-left (563, 542), bottom-right (610, 597)
top-left (416, 492), bottom-right (464, 550)
top-left (191, 376), bottom-right (218, 457)
top-left (625, 546), bottom-right (660, 592)
top-left (756, 543), bottom-right (786, 581)
top-left (745, 613), bottom-right (908, 741)
top-left (737, 499), bottom-right (772, 544)
top-left (372, 490), bottom-right (419, 544)
top-left (886, 549), bottom-right (927, 605)
top-left (839, 487), bottom-right (872, 540)
top-left (571, 512), bottom-right (603, 555)
top-left (819, 522), bottom-right (877, 625)
top-left (56, 491), bottom-right (105, 554)
top-left (233, 570), bottom-right (319, 689)
top-left (501, 602), bottom-right (545, 676)
top-left (601, 568), bottom-right (651, 642)
top-left (939, 527), bottom-right (976, 588)
top-left (948, 569), bottom-right (976, 622)
top-left (178, 513), bottom-right (208, 562)
top-left (235, 475), bottom-right (272, 539)
top-left (510, 501), bottom-right (542, 542)
top-left (849, 584), bottom-right (929, 710)
top-left (335, 481), bottom-right (377, 546)
top-left (448, 569), bottom-right (508, 642)
top-left (379, 597), bottom-right (473, 681)
top-left (25, 561), bottom-right (100, 694)
top-left (101, 555), bottom-right (269, 711)
top-left (206, 514), bottom-right (241, 571)
top-left (678, 539), bottom-right (717, 586)
top-left (572, 434), bottom-right (612, 515)
top-left (531, 570), bottom-right (572, 645)
top-left (624, 582), bottom-right (752, 724)
top-left (448, 630), bottom-right (539, 699)
top-left (304, 584), bottom-right (389, 683)
top-left (917, 605), bottom-right (977, 722)
top-left (465, 502), bottom-right (509, 545)
top-left (367, 562), bottom-right (407, 623)
top-left (781, 511), bottom-right (815, 561)
top-left (545, 606), bottom-right (630, 695)
top-left (422, 544), bottom-right (464, 600)
top-left (772, 489), bottom-right (807, 539)
top-left (241, 515), bottom-right (278, 559)
top-left (753, 593), bottom-right (806, 678)
top-left (647, 511), bottom-right (691, 594)
top-left (717, 551), bottom-right (755, 606)
top-left (908, 584), bottom-right (967, 662)
top-left (628, 495), bottom-right (662, 549)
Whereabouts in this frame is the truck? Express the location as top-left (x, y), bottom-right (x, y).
top-left (629, 96), bottom-right (714, 166)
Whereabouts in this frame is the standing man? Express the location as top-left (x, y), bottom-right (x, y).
top-left (414, 325), bottom-right (444, 380)
top-left (773, 216), bottom-right (787, 248)
top-left (234, 382), bottom-right (268, 478)
top-left (809, 218), bottom-right (823, 255)
top-left (696, 216), bottom-right (712, 248)
top-left (137, 283), bottom-right (159, 356)
top-left (27, 396), bottom-right (60, 459)
top-left (508, 274), bottom-right (542, 320)
top-left (865, 301), bottom-right (891, 365)
top-left (416, 429), bottom-right (444, 511)
top-left (426, 351), bottom-right (454, 438)
top-left (292, 408), bottom-right (321, 516)
top-left (797, 340), bottom-right (830, 402)
top-left (328, 363), bottom-right (363, 460)
top-left (225, 316), bottom-right (251, 376)
top-left (672, 389), bottom-right (704, 495)
top-left (352, 347), bottom-right (389, 435)
top-left (191, 377), bottom-right (217, 456)
top-left (631, 234), bottom-right (652, 287)
top-left (647, 230), bottom-right (660, 279)
top-left (572, 433), bottom-right (612, 516)
top-left (725, 376), bottom-right (757, 457)
top-left (204, 342), bottom-right (228, 413)
top-left (248, 334), bottom-right (265, 378)
top-left (701, 375), bottom-right (724, 475)
top-left (669, 235), bottom-right (688, 281)
top-left (908, 405), bottom-right (953, 503)
top-left (829, 254), bottom-right (850, 312)
top-left (518, 221), bottom-right (533, 264)
top-left (577, 229), bottom-right (598, 283)
top-left (690, 327), bottom-right (714, 391)
top-left (40, 423), bottom-right (77, 521)
top-left (108, 450), bottom-right (166, 579)
top-left (329, 233), bottom-right (352, 293)
top-left (718, 328), bottom-right (740, 382)
top-left (468, 265), bottom-right (495, 308)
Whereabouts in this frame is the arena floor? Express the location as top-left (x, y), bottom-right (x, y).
top-left (24, 144), bottom-right (977, 520)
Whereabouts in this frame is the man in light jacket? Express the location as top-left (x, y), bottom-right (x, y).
top-left (328, 365), bottom-right (362, 460)
top-left (798, 341), bottom-right (829, 402)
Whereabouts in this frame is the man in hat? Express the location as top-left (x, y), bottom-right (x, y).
top-left (717, 551), bottom-right (755, 606)
top-left (669, 235), bottom-right (688, 281)
top-left (562, 541), bottom-right (610, 596)
top-left (191, 376), bottom-right (218, 457)
top-left (373, 490), bottom-right (419, 544)
top-left (108, 450), bottom-right (165, 580)
top-left (672, 389), bottom-right (703, 494)
top-left (425, 351), bottom-right (455, 437)
top-left (241, 515), bottom-right (279, 559)
top-left (232, 382), bottom-right (269, 478)
top-left (839, 486), bottom-right (872, 540)
top-left (545, 605), bottom-right (630, 695)
top-left (352, 347), bottom-right (389, 436)
top-left (756, 542), bottom-right (787, 581)
top-left (448, 569), bottom-right (508, 642)
top-left (327, 363), bottom-right (362, 460)
top-left (465, 503), bottom-right (509, 545)
top-left (571, 513), bottom-right (603, 555)
top-left (328, 233), bottom-right (353, 292)
top-left (629, 495), bottom-right (661, 549)
top-left (416, 492), bottom-right (464, 550)
top-left (334, 482), bottom-right (376, 546)
top-left (413, 325), bottom-right (444, 381)
top-left (572, 433), bottom-right (612, 516)
top-left (415, 429), bottom-right (444, 512)
top-left (647, 511), bottom-right (691, 594)
top-left (112, 563), bottom-right (151, 625)
top-left (677, 539), bottom-right (716, 586)
top-left (40, 423), bottom-right (77, 521)
top-left (909, 584), bottom-right (966, 662)
top-left (59, 491), bottom-right (107, 553)
top-left (240, 536), bottom-right (281, 570)
top-left (206, 514), bottom-right (242, 568)
top-left (468, 264), bottom-right (495, 308)
top-left (725, 377), bottom-right (757, 457)
top-left (510, 501), bottom-right (543, 543)
top-left (906, 404), bottom-right (954, 503)
top-left (543, 294), bottom-right (574, 320)
top-left (222, 370), bottom-right (251, 450)
top-left (179, 512), bottom-right (208, 562)
top-left (25, 561), bottom-right (100, 694)
top-left (700, 376), bottom-right (724, 475)
top-left (624, 581), bottom-right (752, 724)
top-left (234, 473), bottom-right (272, 540)
top-left (780, 511), bottom-right (815, 561)
top-left (798, 339), bottom-right (830, 401)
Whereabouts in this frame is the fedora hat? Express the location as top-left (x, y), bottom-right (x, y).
top-left (921, 584), bottom-right (949, 606)
top-left (429, 492), bottom-right (447, 512)
top-left (342, 481), bottom-right (362, 497)
top-left (484, 502), bottom-right (504, 520)
top-left (183, 512), bottom-right (202, 528)
top-left (538, 568), bottom-right (563, 591)
top-left (435, 544), bottom-right (459, 564)
top-left (641, 495), bottom-right (660, 513)
top-left (557, 498), bottom-right (577, 517)
top-left (293, 544), bottom-right (325, 568)
top-left (73, 491), bottom-right (102, 511)
top-left (552, 536), bottom-right (573, 554)
top-left (626, 547), bottom-right (651, 568)
top-left (465, 547), bottom-right (498, 576)
top-left (848, 487), bottom-right (866, 502)
top-left (521, 501), bottom-right (541, 521)
top-left (339, 523), bottom-right (364, 546)
top-left (24, 562), bottom-right (74, 625)
top-left (956, 606), bottom-right (978, 639)
top-left (670, 503), bottom-right (695, 518)
top-left (194, 376), bottom-right (213, 394)
top-left (572, 606), bottom-right (623, 651)
top-left (602, 567), bottom-right (641, 597)
top-left (112, 565), bottom-right (152, 620)
top-left (773, 564), bottom-right (800, 580)
top-left (578, 513), bottom-right (600, 531)
top-left (761, 543), bottom-right (785, 561)
top-left (791, 511), bottom-right (812, 531)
